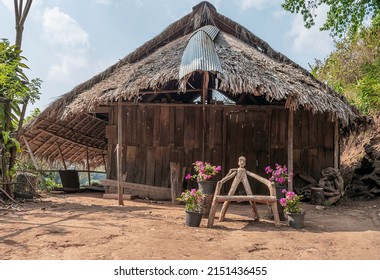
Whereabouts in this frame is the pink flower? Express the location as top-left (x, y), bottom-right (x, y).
top-left (282, 189), bottom-right (287, 194)
top-left (190, 189), bottom-right (196, 196)
top-left (185, 174), bottom-right (192, 180)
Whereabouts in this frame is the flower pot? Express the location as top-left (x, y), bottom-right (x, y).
top-left (197, 181), bottom-right (215, 217)
top-left (197, 181), bottom-right (215, 195)
top-left (185, 210), bottom-right (203, 227)
top-left (286, 212), bottom-right (305, 229)
top-left (275, 184), bottom-right (287, 221)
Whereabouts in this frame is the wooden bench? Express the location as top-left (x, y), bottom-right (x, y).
top-left (207, 157), bottom-right (281, 228)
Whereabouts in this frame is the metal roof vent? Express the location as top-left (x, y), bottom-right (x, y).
top-left (179, 25), bottom-right (222, 79)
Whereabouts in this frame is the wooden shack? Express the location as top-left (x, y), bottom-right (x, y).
top-left (22, 2), bottom-right (361, 199)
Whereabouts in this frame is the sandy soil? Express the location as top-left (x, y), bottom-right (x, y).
top-left (1, 192), bottom-right (379, 260)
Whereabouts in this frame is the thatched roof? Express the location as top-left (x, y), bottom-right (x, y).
top-left (37, 1), bottom-right (360, 126)
top-left (22, 1), bottom-right (363, 166)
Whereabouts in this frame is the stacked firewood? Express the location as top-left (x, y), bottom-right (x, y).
top-left (345, 142), bottom-right (380, 200)
top-left (294, 168), bottom-right (344, 205)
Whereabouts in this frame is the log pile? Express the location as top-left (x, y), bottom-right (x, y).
top-left (318, 168), bottom-right (344, 205)
top-left (345, 142), bottom-right (380, 200)
top-left (294, 168), bottom-right (344, 205)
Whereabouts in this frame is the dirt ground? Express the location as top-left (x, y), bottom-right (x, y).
top-left (1, 191), bottom-right (379, 260)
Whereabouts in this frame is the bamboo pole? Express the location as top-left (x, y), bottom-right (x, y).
top-left (22, 136), bottom-right (48, 192)
top-left (287, 110), bottom-right (294, 192)
top-left (334, 117), bottom-right (340, 169)
top-left (86, 147), bottom-right (91, 187)
top-left (56, 142), bottom-right (67, 170)
top-left (202, 71), bottom-right (209, 161)
top-left (117, 100), bottom-right (124, 206)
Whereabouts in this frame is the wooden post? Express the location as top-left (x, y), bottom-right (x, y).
top-left (334, 117), bottom-right (340, 169)
top-left (117, 100), bottom-right (124, 206)
top-left (86, 147), bottom-right (91, 187)
top-left (202, 71), bottom-right (209, 161)
top-left (56, 143), bottom-right (67, 170)
top-left (102, 153), bottom-right (108, 174)
top-left (170, 162), bottom-right (182, 204)
top-left (22, 136), bottom-right (48, 192)
top-left (287, 110), bottom-right (294, 192)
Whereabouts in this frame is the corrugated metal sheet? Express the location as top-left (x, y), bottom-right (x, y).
top-left (192, 25), bottom-right (220, 41)
top-left (179, 26), bottom-right (222, 79)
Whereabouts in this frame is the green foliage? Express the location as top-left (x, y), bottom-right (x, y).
top-left (0, 38), bottom-right (42, 183)
top-left (312, 15), bottom-right (380, 115)
top-left (282, 0), bottom-right (380, 38)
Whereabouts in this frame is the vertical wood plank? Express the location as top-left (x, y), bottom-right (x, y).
top-left (169, 107), bottom-right (176, 147)
top-left (161, 147), bottom-right (171, 188)
top-left (153, 106), bottom-right (161, 147)
top-left (334, 117), bottom-right (340, 169)
top-left (175, 107), bottom-right (184, 147)
top-left (146, 147), bottom-right (155, 186)
top-left (170, 162), bottom-right (182, 204)
top-left (126, 146), bottom-right (137, 183)
top-left (159, 106), bottom-right (170, 146)
top-left (288, 110), bottom-right (294, 191)
top-left (117, 101), bottom-right (124, 206)
top-left (154, 146), bottom-right (164, 187)
top-left (135, 146), bottom-right (146, 184)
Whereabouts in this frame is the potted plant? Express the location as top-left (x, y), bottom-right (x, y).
top-left (280, 189), bottom-right (305, 229)
top-left (265, 164), bottom-right (292, 220)
top-left (177, 188), bottom-right (206, 227)
top-left (185, 161), bottom-right (222, 195)
top-left (265, 164), bottom-right (291, 195)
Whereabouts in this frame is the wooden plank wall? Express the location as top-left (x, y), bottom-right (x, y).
top-left (293, 110), bottom-right (335, 189)
top-left (106, 104), bottom-right (335, 195)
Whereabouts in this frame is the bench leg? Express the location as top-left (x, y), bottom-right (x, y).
top-left (219, 201), bottom-right (231, 222)
top-left (271, 202), bottom-right (281, 227)
top-left (249, 201), bottom-right (260, 221)
top-left (207, 199), bottom-right (218, 228)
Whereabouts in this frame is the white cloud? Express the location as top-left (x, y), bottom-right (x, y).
top-left (42, 7), bottom-right (91, 82)
top-left (42, 7), bottom-right (90, 49)
top-left (239, 0), bottom-right (277, 11)
top-left (288, 5), bottom-right (333, 55)
top-left (48, 53), bottom-right (89, 82)
top-left (94, 0), bottom-right (111, 5)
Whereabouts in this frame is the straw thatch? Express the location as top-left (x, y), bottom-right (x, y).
top-left (22, 1), bottom-right (363, 167)
top-left (36, 1), bottom-right (360, 127)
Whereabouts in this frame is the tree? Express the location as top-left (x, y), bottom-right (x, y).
top-left (0, 39), bottom-right (41, 194)
top-left (312, 15), bottom-right (380, 115)
top-left (14, 0), bottom-right (33, 49)
top-left (282, 0), bottom-right (380, 38)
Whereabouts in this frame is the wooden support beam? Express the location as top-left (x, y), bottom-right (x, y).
top-left (117, 100), bottom-right (124, 206)
top-left (334, 117), bottom-right (340, 169)
top-left (170, 162), bottom-right (181, 204)
top-left (56, 142), bottom-right (67, 170)
top-left (287, 110), bottom-right (294, 192)
top-left (86, 147), bottom-right (91, 187)
top-left (22, 136), bottom-right (48, 192)
top-left (102, 153), bottom-right (108, 174)
top-left (202, 71), bottom-right (209, 161)
top-left (100, 179), bottom-right (171, 201)
top-left (103, 193), bottom-right (138, 200)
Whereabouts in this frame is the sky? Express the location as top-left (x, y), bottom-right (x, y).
top-left (0, 0), bottom-right (335, 115)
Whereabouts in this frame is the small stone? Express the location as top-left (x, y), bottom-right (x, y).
top-left (315, 205), bottom-right (325, 210)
